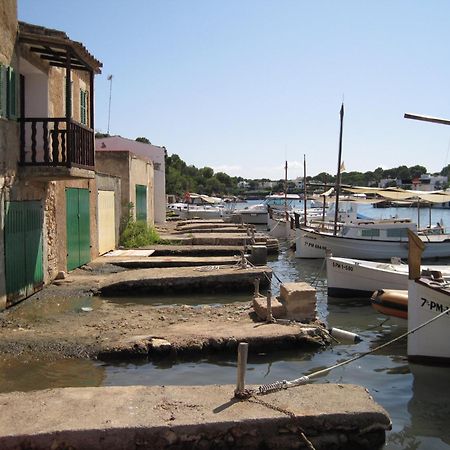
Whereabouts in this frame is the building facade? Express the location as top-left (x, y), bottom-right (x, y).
top-left (0, 0), bottom-right (102, 308)
top-left (96, 136), bottom-right (166, 224)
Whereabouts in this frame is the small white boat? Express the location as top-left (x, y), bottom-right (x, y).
top-left (231, 193), bottom-right (301, 225)
top-left (326, 256), bottom-right (450, 298)
top-left (167, 193), bottom-right (225, 219)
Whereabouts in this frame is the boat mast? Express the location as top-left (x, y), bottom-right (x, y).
top-left (303, 155), bottom-right (307, 226)
top-left (333, 103), bottom-right (345, 235)
top-left (284, 160), bottom-right (288, 215)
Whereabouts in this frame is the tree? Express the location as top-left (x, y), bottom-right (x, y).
top-left (135, 137), bottom-right (151, 144)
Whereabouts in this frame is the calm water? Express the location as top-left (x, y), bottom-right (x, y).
top-left (1, 205), bottom-right (450, 449)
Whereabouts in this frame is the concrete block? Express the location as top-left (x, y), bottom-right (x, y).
top-left (253, 296), bottom-right (286, 320)
top-left (249, 245), bottom-right (267, 266)
top-left (280, 282), bottom-right (316, 321)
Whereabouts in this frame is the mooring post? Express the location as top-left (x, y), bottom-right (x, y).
top-left (254, 278), bottom-right (260, 297)
top-left (266, 289), bottom-right (273, 322)
top-left (235, 342), bottom-right (249, 397)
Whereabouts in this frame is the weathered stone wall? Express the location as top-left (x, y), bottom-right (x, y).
top-left (0, 0), bottom-right (18, 309)
top-left (130, 155), bottom-right (154, 225)
top-left (95, 151), bottom-right (131, 225)
top-left (53, 179), bottom-right (98, 275)
top-left (48, 67), bottom-right (90, 123)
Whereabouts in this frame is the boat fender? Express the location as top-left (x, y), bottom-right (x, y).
top-left (328, 327), bottom-right (362, 343)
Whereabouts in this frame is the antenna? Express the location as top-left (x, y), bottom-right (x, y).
top-left (107, 74), bottom-right (113, 134)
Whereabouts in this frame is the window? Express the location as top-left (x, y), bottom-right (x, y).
top-left (361, 229), bottom-right (380, 237)
top-left (80, 88), bottom-right (88, 126)
top-left (0, 64), bottom-right (17, 119)
top-left (387, 228), bottom-right (409, 238)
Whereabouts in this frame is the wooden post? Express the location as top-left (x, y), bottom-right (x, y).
top-left (235, 342), bottom-right (249, 396)
top-left (266, 289), bottom-right (273, 322)
top-left (254, 278), bottom-right (260, 297)
top-left (408, 229), bottom-right (425, 280)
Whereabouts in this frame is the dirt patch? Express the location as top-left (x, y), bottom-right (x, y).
top-left (0, 265), bottom-right (329, 361)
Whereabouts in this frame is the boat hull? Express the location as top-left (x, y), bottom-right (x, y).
top-left (327, 257), bottom-right (408, 297)
top-left (297, 228), bottom-right (450, 260)
top-left (408, 278), bottom-right (450, 364)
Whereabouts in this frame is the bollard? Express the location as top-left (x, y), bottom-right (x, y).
top-left (235, 342), bottom-right (249, 397)
top-left (254, 278), bottom-right (260, 297)
top-left (240, 251), bottom-right (248, 269)
top-left (266, 289), bottom-right (273, 322)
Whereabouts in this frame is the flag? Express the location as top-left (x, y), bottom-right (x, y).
top-left (340, 161), bottom-right (346, 172)
top-left (107, 74), bottom-right (113, 80)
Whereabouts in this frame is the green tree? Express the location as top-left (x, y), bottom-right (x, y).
top-left (135, 137), bottom-right (151, 144)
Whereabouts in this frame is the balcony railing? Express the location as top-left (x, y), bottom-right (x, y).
top-left (19, 118), bottom-right (95, 170)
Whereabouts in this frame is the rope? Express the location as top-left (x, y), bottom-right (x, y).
top-left (311, 258), bottom-right (326, 287)
top-left (258, 304), bottom-right (450, 394)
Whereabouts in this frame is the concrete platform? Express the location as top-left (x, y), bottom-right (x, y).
top-left (0, 384), bottom-right (391, 449)
top-left (97, 255), bottom-right (241, 269)
top-left (144, 244), bottom-right (245, 256)
top-left (99, 266), bottom-right (272, 295)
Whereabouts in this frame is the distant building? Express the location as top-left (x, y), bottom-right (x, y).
top-left (96, 136), bottom-right (166, 224)
top-left (237, 180), bottom-right (250, 189)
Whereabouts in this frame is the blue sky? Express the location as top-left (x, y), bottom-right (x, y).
top-left (19, 1), bottom-right (450, 179)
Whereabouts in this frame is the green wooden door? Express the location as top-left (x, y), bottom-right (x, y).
top-left (4, 201), bottom-right (43, 303)
top-left (135, 184), bottom-right (147, 222)
top-left (66, 188), bottom-right (91, 271)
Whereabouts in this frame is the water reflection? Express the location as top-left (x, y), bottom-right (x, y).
top-left (0, 359), bottom-right (105, 393)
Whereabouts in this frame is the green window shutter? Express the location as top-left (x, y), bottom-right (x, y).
top-left (80, 89), bottom-right (88, 125)
top-left (7, 66), bottom-right (16, 119)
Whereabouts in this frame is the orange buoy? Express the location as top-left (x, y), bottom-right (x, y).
top-left (370, 289), bottom-right (408, 320)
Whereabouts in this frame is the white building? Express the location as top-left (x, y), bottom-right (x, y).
top-left (96, 136), bottom-right (166, 224)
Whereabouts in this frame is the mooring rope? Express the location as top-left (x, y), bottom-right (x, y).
top-left (257, 305), bottom-right (450, 394)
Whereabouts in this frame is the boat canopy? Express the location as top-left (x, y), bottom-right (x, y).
top-left (341, 186), bottom-right (450, 204)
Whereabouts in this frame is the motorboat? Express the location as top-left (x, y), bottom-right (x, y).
top-left (326, 255), bottom-right (450, 298)
top-left (167, 193), bottom-right (225, 219)
top-left (230, 193), bottom-right (301, 225)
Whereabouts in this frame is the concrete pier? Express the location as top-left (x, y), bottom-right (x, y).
top-left (99, 266), bottom-right (272, 295)
top-left (0, 384), bottom-right (391, 450)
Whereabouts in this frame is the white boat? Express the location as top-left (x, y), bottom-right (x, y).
top-left (327, 255), bottom-right (450, 298)
top-left (231, 193), bottom-right (301, 225)
top-left (167, 193), bottom-right (225, 219)
top-left (296, 219), bottom-right (450, 260)
top-left (408, 277), bottom-right (450, 363)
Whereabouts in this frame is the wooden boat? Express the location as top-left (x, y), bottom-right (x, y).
top-left (326, 255), bottom-right (450, 298)
top-left (407, 230), bottom-right (450, 364)
top-left (296, 219), bottom-right (450, 260)
top-left (370, 289), bottom-right (408, 319)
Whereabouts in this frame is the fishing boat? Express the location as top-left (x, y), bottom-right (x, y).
top-left (406, 229), bottom-right (450, 364)
top-left (296, 218), bottom-right (450, 260)
top-left (326, 255), bottom-right (450, 297)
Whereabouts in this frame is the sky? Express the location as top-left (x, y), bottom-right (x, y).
top-left (18, 0), bottom-right (450, 180)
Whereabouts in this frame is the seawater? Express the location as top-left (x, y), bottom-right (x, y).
top-left (1, 204), bottom-right (450, 449)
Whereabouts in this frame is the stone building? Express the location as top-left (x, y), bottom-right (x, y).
top-left (96, 136), bottom-right (166, 224)
top-left (95, 151), bottom-right (154, 230)
top-left (0, 0), bottom-right (102, 308)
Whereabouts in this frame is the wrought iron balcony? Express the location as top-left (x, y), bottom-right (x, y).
top-left (19, 118), bottom-right (95, 171)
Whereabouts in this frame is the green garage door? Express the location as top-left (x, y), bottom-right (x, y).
top-left (135, 184), bottom-right (147, 222)
top-left (4, 201), bottom-right (43, 305)
top-left (66, 188), bottom-right (91, 271)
